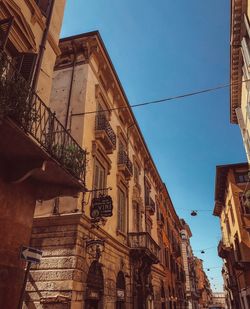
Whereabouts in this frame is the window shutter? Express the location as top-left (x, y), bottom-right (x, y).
top-left (121, 190), bottom-right (125, 232)
top-left (0, 17), bottom-right (14, 50)
top-left (235, 107), bottom-right (245, 130)
top-left (242, 37), bottom-right (250, 68)
top-left (35, 0), bottom-right (52, 17)
top-left (93, 163), bottom-right (99, 197)
top-left (117, 189), bottom-right (122, 230)
top-left (16, 53), bottom-right (37, 82)
top-left (244, 14), bottom-right (250, 39)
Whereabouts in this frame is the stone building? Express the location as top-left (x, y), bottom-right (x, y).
top-left (23, 31), bottom-right (187, 309)
top-left (0, 1), bottom-right (88, 308)
top-left (193, 258), bottom-right (212, 309)
top-left (229, 0), bottom-right (250, 163)
top-left (208, 292), bottom-right (226, 309)
top-left (180, 219), bottom-right (199, 309)
top-left (214, 162), bottom-right (250, 309)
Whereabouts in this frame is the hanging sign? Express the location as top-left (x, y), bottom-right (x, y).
top-left (90, 195), bottom-right (113, 218)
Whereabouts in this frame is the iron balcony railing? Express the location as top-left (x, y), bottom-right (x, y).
top-left (95, 113), bottom-right (116, 147)
top-left (118, 149), bottom-right (133, 176)
top-left (0, 51), bottom-right (86, 181)
top-left (128, 232), bottom-right (160, 261)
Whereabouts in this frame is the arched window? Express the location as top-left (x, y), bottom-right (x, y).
top-left (161, 283), bottom-right (166, 309)
top-left (116, 271), bottom-right (126, 309)
top-left (85, 261), bottom-right (104, 309)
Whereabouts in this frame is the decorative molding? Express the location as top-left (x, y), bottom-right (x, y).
top-left (1, 0), bottom-right (37, 51)
top-left (230, 0), bottom-right (245, 123)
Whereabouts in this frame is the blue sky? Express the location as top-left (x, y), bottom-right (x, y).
top-left (61, 0), bottom-right (246, 291)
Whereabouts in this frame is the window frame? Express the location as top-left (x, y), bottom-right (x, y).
top-left (117, 186), bottom-right (127, 234)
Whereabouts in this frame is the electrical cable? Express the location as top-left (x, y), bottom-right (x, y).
top-left (193, 246), bottom-right (217, 252)
top-left (71, 78), bottom-right (250, 116)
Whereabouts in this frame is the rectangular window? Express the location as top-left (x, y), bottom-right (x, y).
top-left (239, 192), bottom-right (250, 215)
top-left (133, 201), bottom-right (141, 232)
top-left (134, 162), bottom-right (139, 183)
top-left (117, 187), bottom-right (126, 233)
top-left (93, 160), bottom-right (106, 197)
top-left (234, 234), bottom-right (242, 261)
top-left (229, 203), bottom-right (235, 225)
top-left (144, 178), bottom-right (150, 206)
top-left (146, 216), bottom-right (152, 235)
top-left (0, 17), bottom-right (13, 50)
top-left (235, 171), bottom-right (249, 183)
top-left (35, 0), bottom-right (52, 17)
top-left (242, 36), bottom-right (250, 68)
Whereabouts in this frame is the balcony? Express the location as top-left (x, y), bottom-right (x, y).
top-left (217, 240), bottom-right (231, 259)
top-left (0, 52), bottom-right (86, 199)
top-left (146, 197), bottom-right (156, 215)
top-left (128, 232), bottom-right (160, 263)
top-left (95, 113), bottom-right (116, 153)
top-left (118, 150), bottom-right (133, 179)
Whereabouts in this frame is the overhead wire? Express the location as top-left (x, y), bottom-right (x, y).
top-left (71, 78), bottom-right (250, 116)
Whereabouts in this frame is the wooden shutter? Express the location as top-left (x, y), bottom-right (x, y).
top-left (121, 190), bottom-right (126, 232)
top-left (242, 37), bottom-right (250, 68)
top-left (117, 189), bottom-right (122, 230)
top-left (35, 0), bottom-right (52, 17)
top-left (0, 17), bottom-right (14, 50)
top-left (93, 163), bottom-right (99, 197)
top-left (245, 14), bottom-right (250, 39)
top-left (16, 53), bottom-right (37, 82)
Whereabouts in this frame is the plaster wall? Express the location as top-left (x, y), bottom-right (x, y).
top-left (0, 177), bottom-right (36, 309)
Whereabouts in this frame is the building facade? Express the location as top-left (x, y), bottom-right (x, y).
top-left (214, 163), bottom-right (250, 309)
top-left (21, 31), bottom-right (188, 309)
top-left (230, 0), bottom-right (250, 162)
top-left (180, 219), bottom-right (200, 309)
top-left (193, 258), bottom-right (212, 309)
top-left (208, 292), bottom-right (226, 309)
top-left (0, 1), bottom-right (89, 308)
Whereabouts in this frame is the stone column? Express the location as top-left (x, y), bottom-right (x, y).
top-left (0, 178), bottom-right (36, 308)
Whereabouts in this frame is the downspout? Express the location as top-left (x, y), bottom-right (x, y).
top-left (32, 0), bottom-right (55, 92)
top-left (64, 43), bottom-right (77, 130)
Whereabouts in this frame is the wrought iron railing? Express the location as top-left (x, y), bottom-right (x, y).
top-left (95, 113), bottom-right (116, 147)
top-left (0, 51), bottom-right (86, 181)
top-left (128, 232), bottom-right (160, 261)
top-left (118, 150), bottom-right (133, 175)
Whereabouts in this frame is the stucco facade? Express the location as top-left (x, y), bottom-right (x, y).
top-left (23, 31), bottom-right (188, 309)
top-left (214, 163), bottom-right (250, 309)
top-left (230, 0), bottom-right (250, 163)
top-left (180, 220), bottom-right (199, 309)
top-left (0, 1), bottom-right (89, 308)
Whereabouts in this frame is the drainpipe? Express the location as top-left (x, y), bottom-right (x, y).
top-left (64, 43), bottom-right (77, 130)
top-left (32, 0), bottom-right (55, 92)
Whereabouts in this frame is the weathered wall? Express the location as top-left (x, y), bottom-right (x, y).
top-left (0, 178), bottom-right (36, 309)
top-left (25, 215), bottom-right (132, 309)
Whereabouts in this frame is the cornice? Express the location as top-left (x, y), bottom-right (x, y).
top-left (230, 0), bottom-right (246, 123)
